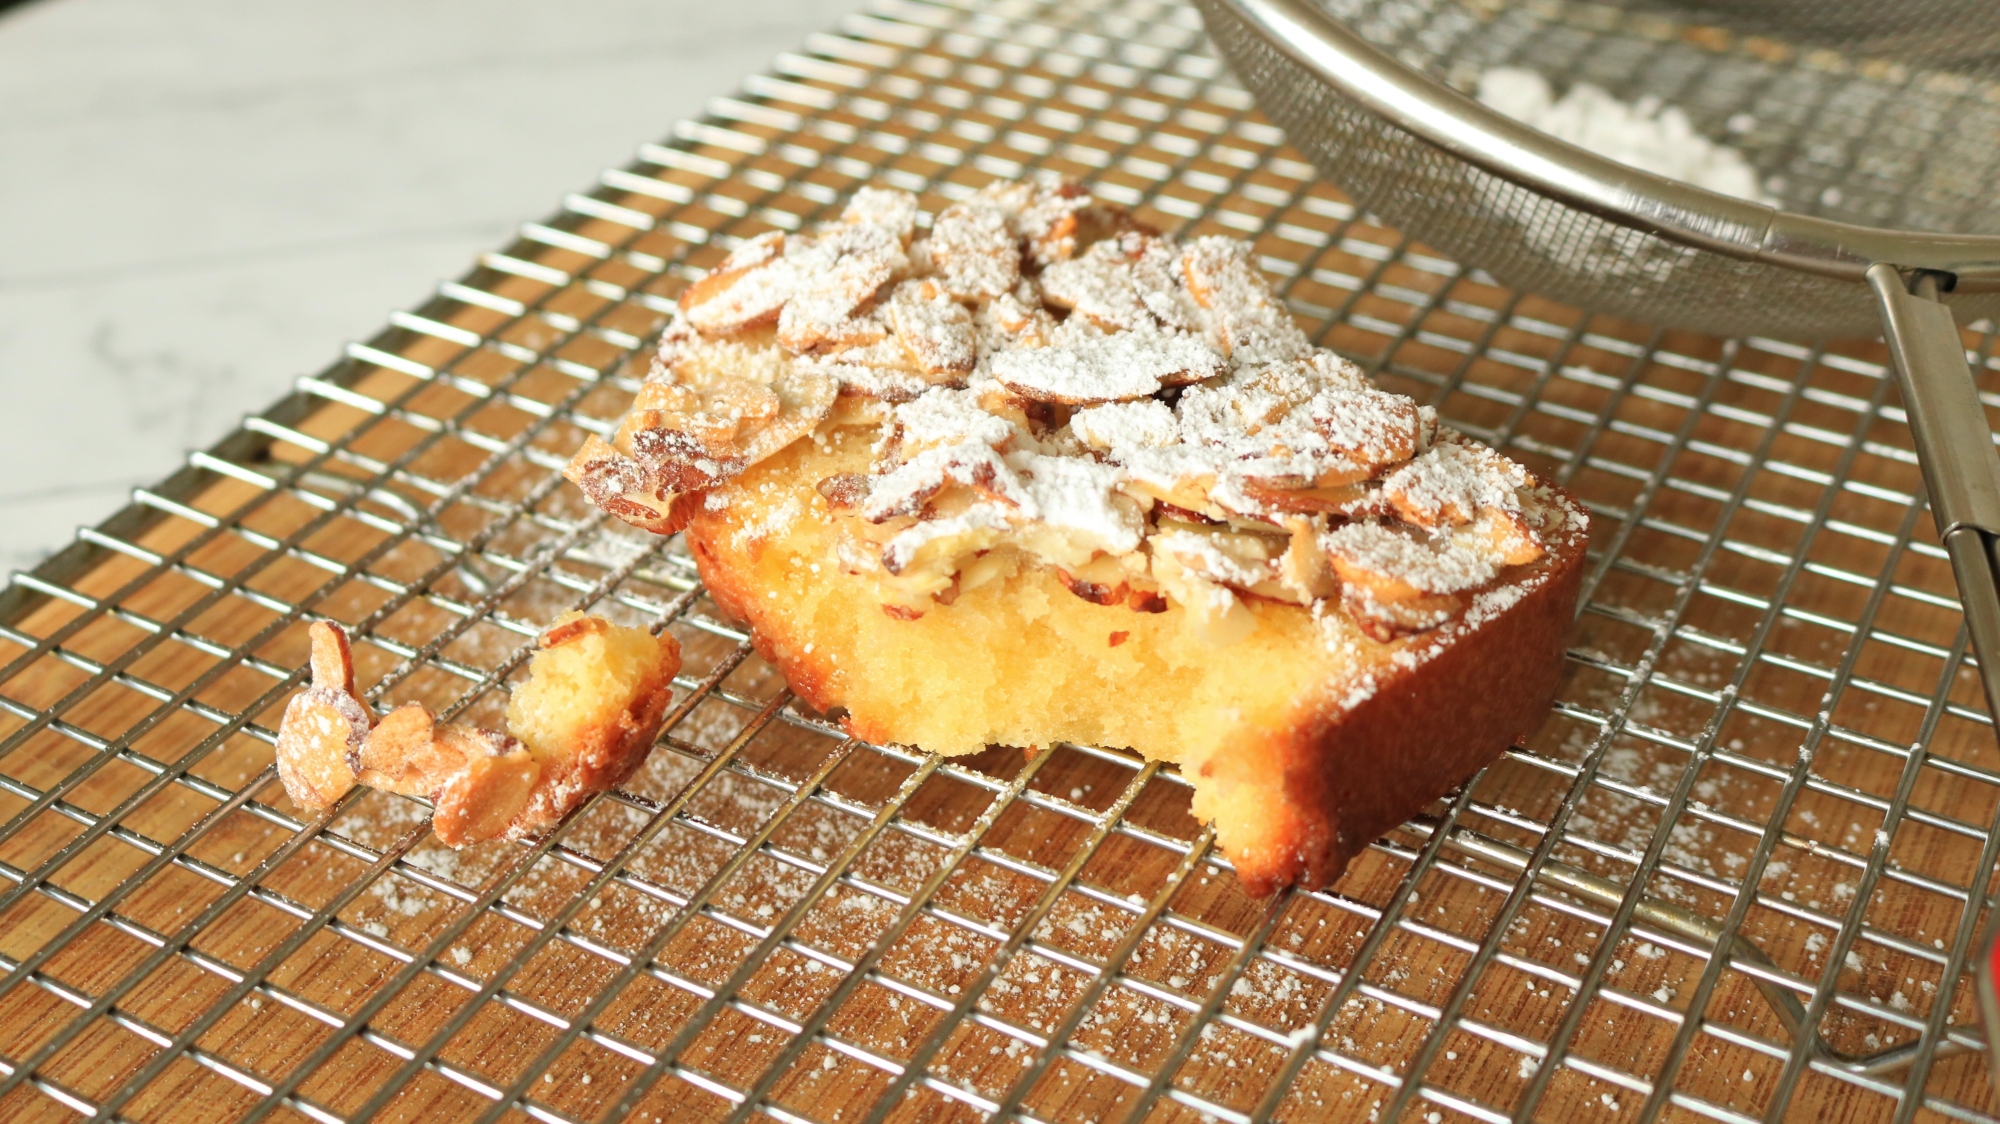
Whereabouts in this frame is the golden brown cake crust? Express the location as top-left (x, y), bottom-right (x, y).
top-left (691, 521), bottom-right (847, 722)
top-left (1223, 519), bottom-right (1585, 895)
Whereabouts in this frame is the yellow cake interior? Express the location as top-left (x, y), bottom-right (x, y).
top-left (506, 613), bottom-right (677, 763)
top-left (699, 423), bottom-right (1418, 873)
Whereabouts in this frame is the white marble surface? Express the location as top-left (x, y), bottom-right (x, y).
top-left (0, 0), bottom-right (855, 570)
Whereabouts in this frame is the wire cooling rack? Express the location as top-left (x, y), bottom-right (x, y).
top-left (3, 0), bottom-right (1999, 1120)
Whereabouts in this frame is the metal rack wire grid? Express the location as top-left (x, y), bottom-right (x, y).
top-left (0, 0), bottom-right (1996, 1120)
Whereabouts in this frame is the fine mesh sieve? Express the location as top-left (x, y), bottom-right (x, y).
top-left (1195, 0), bottom-right (2000, 339)
top-left (1196, 0), bottom-right (2000, 843)
top-left (1621, 0), bottom-right (2000, 66)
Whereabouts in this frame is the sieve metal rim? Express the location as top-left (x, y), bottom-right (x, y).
top-left (1204, 0), bottom-right (2000, 295)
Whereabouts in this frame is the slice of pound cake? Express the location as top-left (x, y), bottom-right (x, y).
top-left (566, 179), bottom-right (1587, 895)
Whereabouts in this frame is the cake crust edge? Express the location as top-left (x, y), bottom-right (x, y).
top-left (1232, 512), bottom-right (1586, 895)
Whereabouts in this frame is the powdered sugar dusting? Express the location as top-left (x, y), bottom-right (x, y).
top-left (1381, 438), bottom-right (1529, 528)
top-left (1009, 451), bottom-right (1145, 556)
top-left (1322, 522), bottom-right (1500, 596)
top-left (989, 329), bottom-right (1225, 404)
top-left (1072, 399), bottom-right (1178, 450)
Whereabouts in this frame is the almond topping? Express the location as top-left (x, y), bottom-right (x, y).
top-left (430, 727), bottom-right (541, 848)
top-left (273, 621), bottom-right (371, 810)
top-left (677, 231), bottom-right (790, 335)
top-left (1322, 521), bottom-right (1501, 607)
top-left (562, 435), bottom-right (696, 536)
top-left (989, 329), bottom-right (1226, 405)
top-left (888, 280), bottom-right (976, 375)
top-left (354, 703), bottom-right (454, 796)
top-left (1239, 479), bottom-right (1390, 518)
top-left (578, 179), bottom-right (1578, 647)
top-left (1381, 439), bottom-right (1531, 530)
top-left (929, 198), bottom-right (1020, 302)
top-left (1041, 233), bottom-right (1200, 333)
top-left (1056, 565), bottom-right (1129, 606)
top-left (541, 614), bottom-right (613, 649)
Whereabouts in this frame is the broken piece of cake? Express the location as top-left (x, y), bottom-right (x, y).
top-left (275, 612), bottom-right (681, 844)
top-left (565, 177), bottom-right (1588, 895)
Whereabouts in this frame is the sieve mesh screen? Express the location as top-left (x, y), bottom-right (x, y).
top-left (1200, 0), bottom-right (2000, 337)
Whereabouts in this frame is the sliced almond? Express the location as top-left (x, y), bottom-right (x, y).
top-left (1039, 234), bottom-right (1198, 334)
top-left (1180, 235), bottom-right (1312, 362)
top-left (617, 378), bottom-right (769, 485)
top-left (1310, 389), bottom-right (1421, 479)
top-left (1323, 528), bottom-right (1430, 605)
top-left (541, 614), bottom-right (612, 649)
top-left (1380, 439), bottom-right (1531, 531)
top-left (1320, 521), bottom-right (1502, 624)
top-left (1120, 474), bottom-right (1225, 523)
top-left (563, 435), bottom-right (696, 536)
top-left (430, 727), bottom-right (541, 847)
top-left (354, 703), bottom-right (451, 796)
top-left (1151, 523), bottom-right (1289, 595)
top-left (977, 287), bottom-right (1057, 351)
top-left (1465, 507), bottom-right (1544, 567)
top-left (838, 186), bottom-right (920, 244)
top-left (273, 622), bottom-right (372, 810)
top-left (1278, 518), bottom-right (1339, 602)
top-left (989, 329), bottom-right (1225, 406)
top-left (1239, 479), bottom-right (1389, 518)
top-left (1055, 556), bottom-right (1132, 606)
top-left (574, 334), bottom-right (837, 535)
top-left (810, 362), bottom-right (933, 403)
top-left (679, 230), bottom-right (791, 335)
top-left (775, 221), bottom-right (910, 352)
top-left (888, 280), bottom-right (976, 375)
top-left (1180, 237), bottom-right (1239, 309)
top-left (1340, 586), bottom-right (1465, 643)
top-left (1016, 180), bottom-right (1147, 266)
top-left (929, 198), bottom-right (1020, 302)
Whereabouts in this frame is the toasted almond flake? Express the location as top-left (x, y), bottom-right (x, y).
top-left (1041, 233), bottom-right (1201, 333)
top-left (1381, 436), bottom-right (1531, 529)
top-left (888, 280), bottom-right (977, 375)
top-left (989, 329), bottom-right (1225, 404)
top-left (1322, 521), bottom-right (1501, 597)
top-left (929, 198), bottom-right (1020, 302)
top-left (1071, 399), bottom-right (1178, 451)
